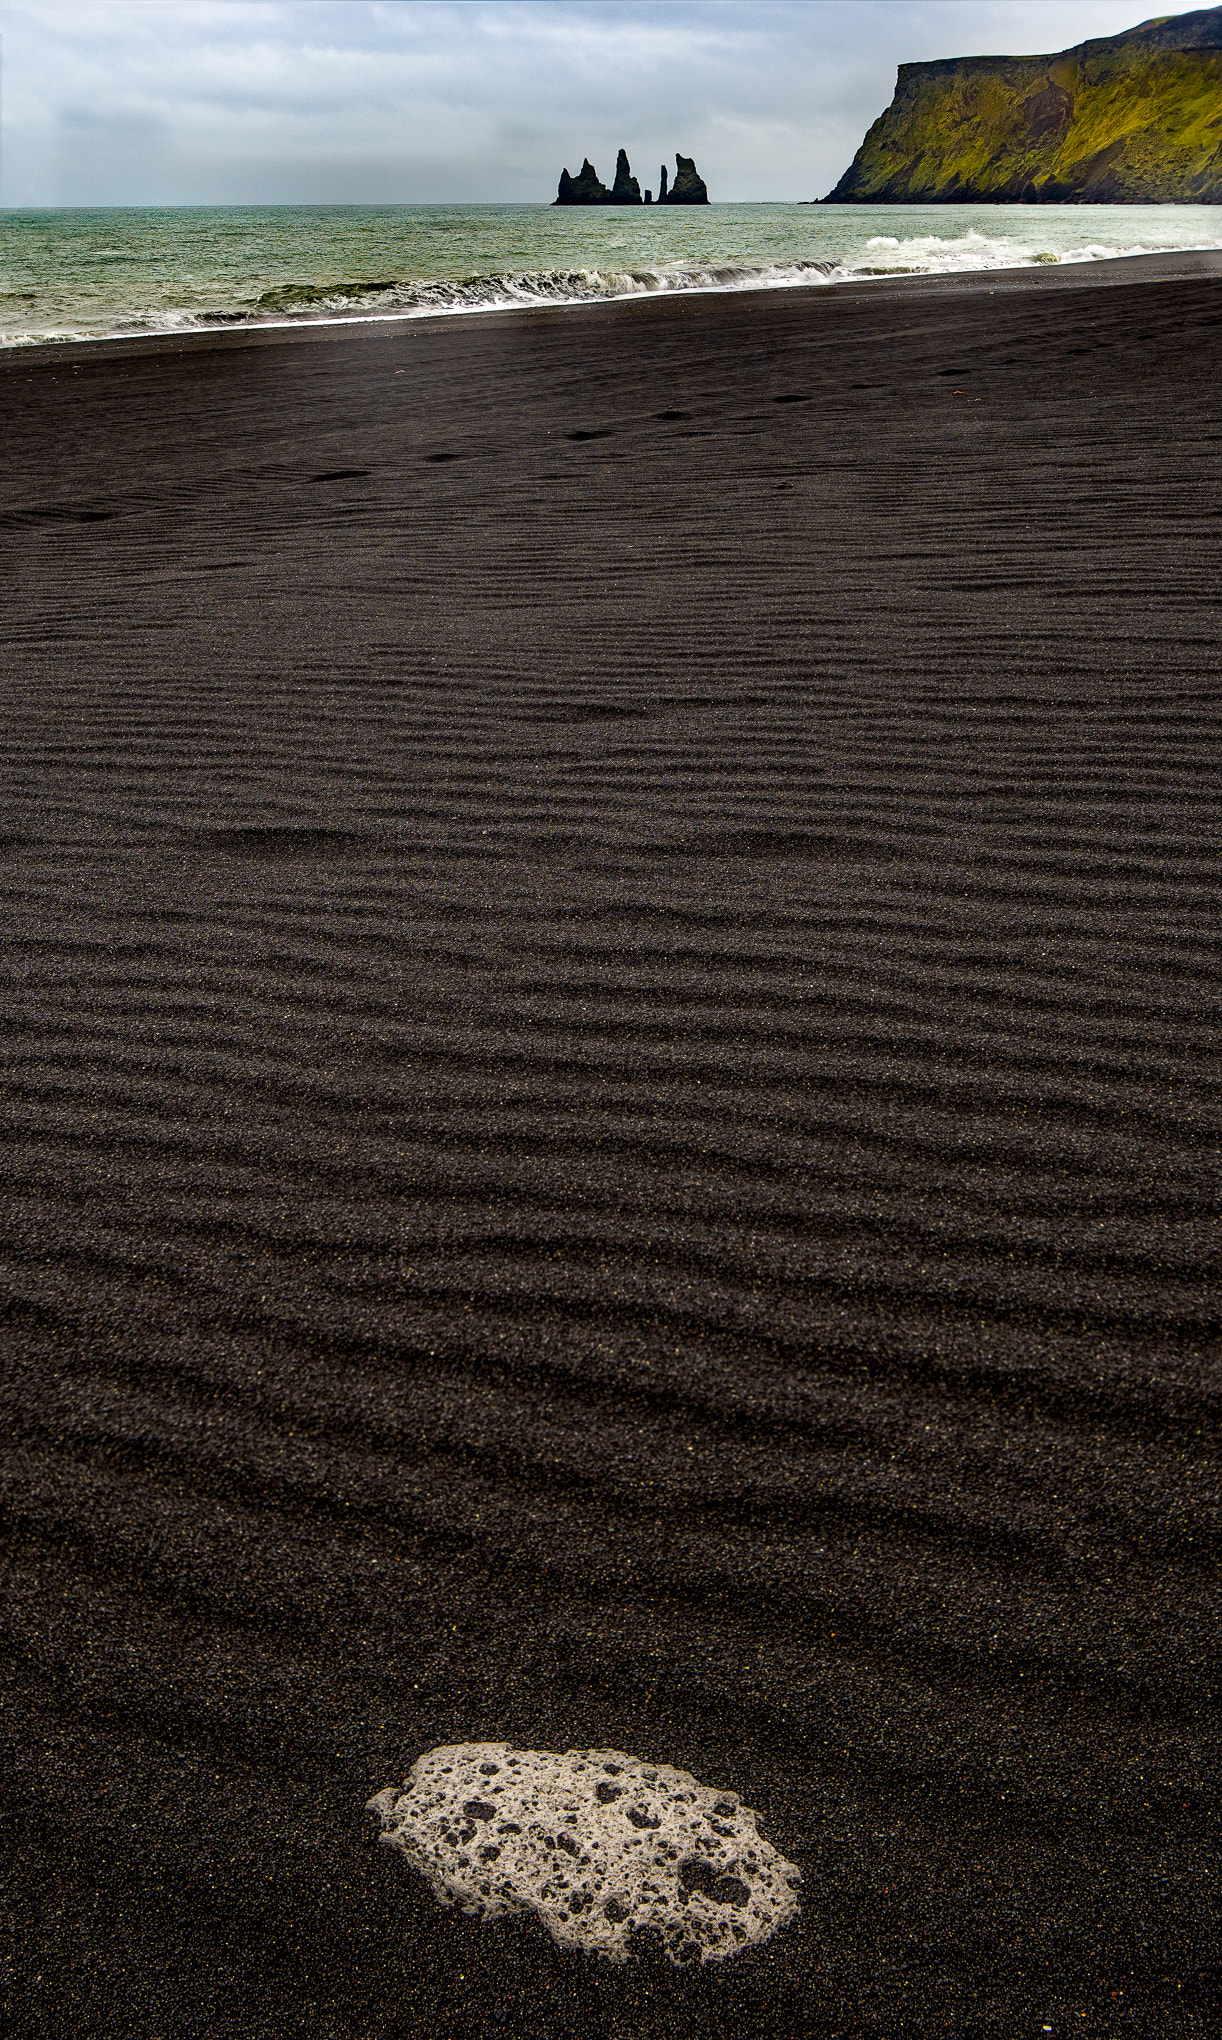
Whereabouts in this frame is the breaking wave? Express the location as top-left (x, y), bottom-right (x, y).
top-left (0, 261), bottom-right (839, 346)
top-left (5, 218), bottom-right (1222, 347)
top-left (858, 228), bottom-right (1177, 271)
top-left (242, 257), bottom-right (842, 321)
top-left (125, 233), bottom-right (1222, 336)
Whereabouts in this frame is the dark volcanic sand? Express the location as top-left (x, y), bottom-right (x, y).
top-left (1, 258), bottom-right (1220, 2040)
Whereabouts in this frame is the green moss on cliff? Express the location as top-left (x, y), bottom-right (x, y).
top-left (826, 5), bottom-right (1222, 201)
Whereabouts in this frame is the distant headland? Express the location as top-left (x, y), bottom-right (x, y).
top-left (554, 150), bottom-right (709, 205)
top-left (823, 3), bottom-right (1222, 202)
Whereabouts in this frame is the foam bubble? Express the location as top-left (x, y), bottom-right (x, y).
top-left (366, 1742), bottom-right (802, 1966)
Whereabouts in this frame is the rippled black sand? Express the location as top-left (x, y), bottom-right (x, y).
top-left (2, 256), bottom-right (1220, 2039)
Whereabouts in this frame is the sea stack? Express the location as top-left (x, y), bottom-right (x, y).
top-left (663, 153), bottom-right (709, 203)
top-left (554, 150), bottom-right (709, 205)
top-left (554, 158), bottom-right (610, 205)
top-left (824, 3), bottom-right (1222, 202)
top-left (610, 149), bottom-right (643, 204)
top-left (554, 150), bottom-right (644, 204)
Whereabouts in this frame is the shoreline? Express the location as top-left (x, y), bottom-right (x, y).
top-left (4, 240), bottom-right (1222, 367)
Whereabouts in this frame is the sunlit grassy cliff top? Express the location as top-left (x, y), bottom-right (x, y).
top-left (826, 3), bottom-right (1222, 202)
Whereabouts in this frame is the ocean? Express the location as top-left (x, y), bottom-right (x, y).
top-left (4, 199), bottom-right (1222, 347)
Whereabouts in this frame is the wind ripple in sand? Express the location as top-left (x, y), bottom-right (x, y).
top-left (1, 272), bottom-right (1219, 2035)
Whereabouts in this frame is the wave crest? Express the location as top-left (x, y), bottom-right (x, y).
top-left (6, 223), bottom-right (1220, 349)
top-left (248, 259), bottom-right (840, 321)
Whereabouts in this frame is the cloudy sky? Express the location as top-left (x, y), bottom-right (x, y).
top-left (0, 1), bottom-right (1185, 207)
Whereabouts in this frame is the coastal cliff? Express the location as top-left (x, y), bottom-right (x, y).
top-left (824, 4), bottom-right (1222, 202)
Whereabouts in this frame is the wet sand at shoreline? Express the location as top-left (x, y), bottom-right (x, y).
top-left (2, 257), bottom-right (1220, 2038)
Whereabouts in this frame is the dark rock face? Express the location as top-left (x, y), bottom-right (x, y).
top-left (824, 2), bottom-right (1222, 202)
top-left (658, 164), bottom-right (669, 203)
top-left (610, 149), bottom-right (643, 204)
top-left (555, 158), bottom-right (610, 205)
top-left (664, 153), bottom-right (709, 204)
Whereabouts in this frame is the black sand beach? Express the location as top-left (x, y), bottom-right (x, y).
top-left (2, 255), bottom-right (1220, 2038)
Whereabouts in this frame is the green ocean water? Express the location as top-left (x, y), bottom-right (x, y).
top-left (3, 200), bottom-right (1222, 346)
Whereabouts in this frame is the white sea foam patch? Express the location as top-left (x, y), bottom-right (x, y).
top-left (856, 228), bottom-right (1065, 274)
top-left (854, 228), bottom-right (1185, 276)
top-left (366, 1743), bottom-right (802, 1966)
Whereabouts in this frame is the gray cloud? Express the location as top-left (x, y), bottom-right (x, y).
top-left (0, 2), bottom-right (1180, 206)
